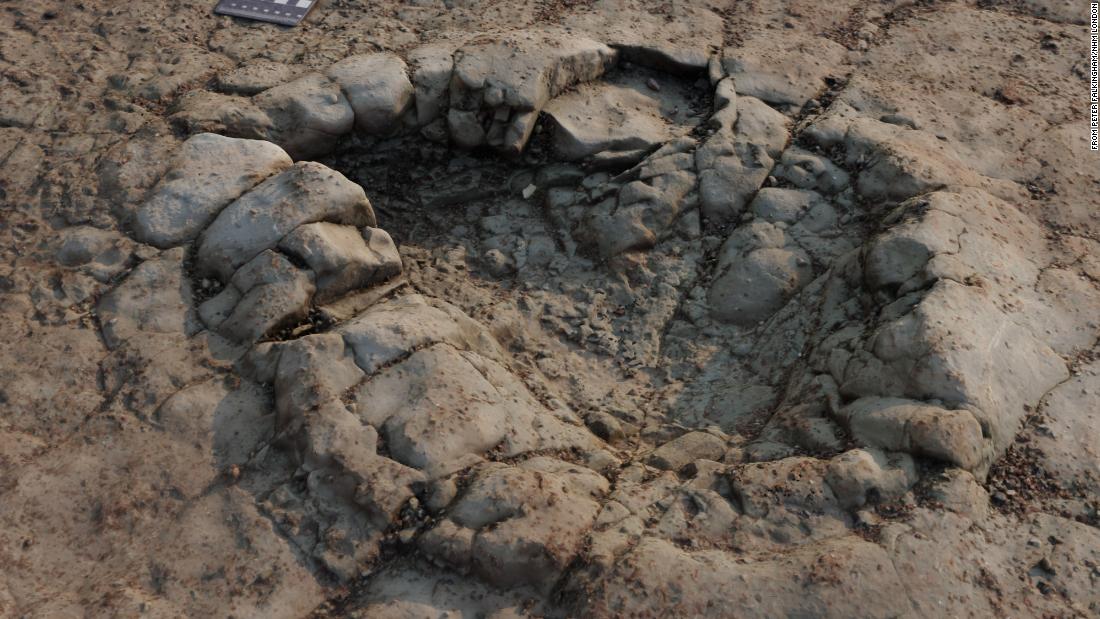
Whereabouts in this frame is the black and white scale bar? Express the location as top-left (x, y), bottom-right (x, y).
top-left (214, 0), bottom-right (317, 26)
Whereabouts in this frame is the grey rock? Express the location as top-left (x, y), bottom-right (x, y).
top-left (449, 29), bottom-right (617, 154)
top-left (802, 99), bottom-right (862, 148)
top-left (336, 294), bottom-right (502, 375)
top-left (843, 118), bottom-right (982, 202)
top-left (709, 222), bottom-right (813, 326)
top-left (213, 250), bottom-right (316, 344)
top-left (134, 133), bottom-right (292, 248)
top-left (697, 138), bottom-right (773, 223)
top-left (617, 44), bottom-right (711, 75)
top-left (422, 463), bottom-right (603, 592)
top-left (838, 397), bottom-right (987, 473)
top-left (327, 53), bottom-right (414, 135)
top-left (646, 431), bottom-right (726, 470)
top-left (197, 285), bottom-right (240, 330)
top-left (535, 163), bottom-right (585, 188)
top-left (563, 0), bottom-right (723, 75)
top-left (445, 109), bottom-right (485, 149)
top-left (730, 457), bottom-right (839, 518)
top-left (55, 226), bottom-right (134, 282)
top-left (576, 535), bottom-right (909, 618)
top-left (305, 296), bottom-right (606, 480)
top-left (279, 223), bottom-right (401, 303)
top-left (879, 113), bottom-right (920, 130)
top-left (576, 140), bottom-right (698, 258)
top-left (480, 248), bottom-right (515, 276)
top-left (923, 469), bottom-right (989, 520)
top-left (734, 96), bottom-right (790, 158)
top-left (273, 332), bottom-right (365, 424)
top-left (254, 73), bottom-right (355, 159)
top-left (587, 147), bottom-right (651, 171)
top-left (347, 344), bottom-right (531, 476)
top-left (709, 77), bottom-right (738, 131)
top-left (840, 279), bottom-right (1066, 471)
top-left (126, 47), bottom-right (233, 102)
top-left (524, 234), bottom-right (557, 269)
top-left (750, 188), bottom-right (822, 224)
top-left (1024, 359), bottom-right (1100, 512)
top-left (720, 35), bottom-right (847, 107)
top-left (773, 147), bottom-right (850, 194)
top-left (586, 412), bottom-right (626, 443)
top-left (351, 564), bottom-right (552, 618)
top-left (824, 448), bottom-right (917, 510)
top-left (544, 72), bottom-right (696, 160)
top-left (196, 162), bottom-right (375, 281)
top-left (750, 189), bottom-right (852, 266)
top-left (97, 248), bottom-right (198, 349)
top-left (862, 225), bottom-right (941, 292)
top-left (408, 44), bottom-right (455, 126)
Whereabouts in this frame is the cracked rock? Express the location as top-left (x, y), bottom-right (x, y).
top-left (448, 29), bottom-right (617, 154)
top-left (772, 146), bottom-right (850, 195)
top-left (196, 161), bottom-right (375, 281)
top-left (279, 223), bottom-right (402, 303)
top-left (254, 73), bottom-right (355, 159)
top-left (544, 72), bottom-right (697, 160)
top-left (696, 136), bottom-right (774, 224)
top-left (55, 226), bottom-right (134, 282)
top-left (96, 248), bottom-right (199, 349)
top-left (169, 91), bottom-right (274, 140)
top-left (327, 53), bottom-right (414, 135)
top-left (646, 431), bottom-right (726, 471)
top-left (720, 35), bottom-right (847, 107)
top-left (133, 133), bottom-right (292, 248)
top-left (708, 221), bottom-right (814, 326)
top-left (215, 61), bottom-right (301, 96)
top-left (421, 462), bottom-right (604, 591)
top-left (202, 250), bottom-right (316, 344)
top-left (408, 44), bottom-right (456, 127)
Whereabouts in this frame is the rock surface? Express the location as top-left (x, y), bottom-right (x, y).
top-left (133, 133), bottom-right (292, 247)
top-left (5, 2), bottom-right (1100, 618)
top-left (196, 161), bottom-right (375, 280)
top-left (544, 71), bottom-right (698, 160)
top-left (254, 73), bottom-right (355, 159)
top-left (447, 29), bottom-right (617, 154)
top-left (279, 223), bottom-right (401, 303)
top-left (326, 53), bottom-right (414, 135)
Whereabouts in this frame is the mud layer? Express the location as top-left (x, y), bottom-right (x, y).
top-left (2, 0), bottom-right (1099, 617)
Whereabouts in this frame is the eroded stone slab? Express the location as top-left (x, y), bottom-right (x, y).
top-left (196, 161), bottom-right (375, 281)
top-left (279, 223), bottom-right (401, 304)
top-left (544, 72), bottom-right (698, 160)
top-left (97, 248), bottom-right (199, 349)
top-left (254, 73), bottom-right (355, 159)
top-left (448, 29), bottom-right (617, 153)
top-left (327, 53), bottom-right (414, 135)
top-left (203, 250), bottom-right (316, 344)
top-left (134, 133), bottom-right (292, 248)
